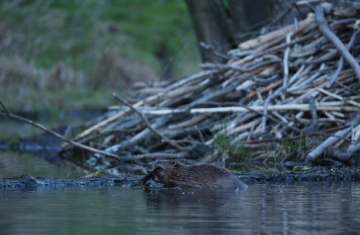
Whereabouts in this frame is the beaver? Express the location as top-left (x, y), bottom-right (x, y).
top-left (146, 160), bottom-right (247, 189)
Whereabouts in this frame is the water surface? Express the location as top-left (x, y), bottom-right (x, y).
top-left (1, 182), bottom-right (359, 235)
top-left (0, 151), bottom-right (83, 178)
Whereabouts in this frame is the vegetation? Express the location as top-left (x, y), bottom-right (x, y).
top-left (0, 0), bottom-right (199, 113)
top-left (213, 132), bottom-right (252, 163)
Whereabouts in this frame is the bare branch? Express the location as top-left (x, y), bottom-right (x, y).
top-left (0, 100), bottom-right (122, 161)
top-left (315, 4), bottom-right (360, 80)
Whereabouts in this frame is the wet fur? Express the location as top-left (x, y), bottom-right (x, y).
top-left (146, 160), bottom-right (248, 189)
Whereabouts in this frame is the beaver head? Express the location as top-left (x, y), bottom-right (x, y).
top-left (146, 160), bottom-right (186, 187)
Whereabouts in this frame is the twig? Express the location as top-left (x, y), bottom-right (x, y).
top-left (247, 80), bottom-right (283, 98)
top-left (307, 96), bottom-right (318, 132)
top-left (251, 73), bottom-right (278, 83)
top-left (0, 101), bottom-right (122, 161)
top-left (296, 0), bottom-right (322, 6)
top-left (133, 167), bottom-right (162, 187)
top-left (317, 87), bottom-right (360, 107)
top-left (315, 4), bottom-right (360, 80)
top-left (200, 42), bottom-right (230, 60)
top-left (168, 115), bottom-right (207, 129)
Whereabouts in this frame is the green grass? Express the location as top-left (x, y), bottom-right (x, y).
top-left (213, 132), bottom-right (252, 163)
top-left (211, 122), bottom-right (309, 164)
top-left (0, 0), bottom-right (199, 113)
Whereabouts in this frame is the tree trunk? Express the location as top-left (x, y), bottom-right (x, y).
top-left (184, 0), bottom-right (236, 63)
top-left (184, 0), bottom-right (310, 63)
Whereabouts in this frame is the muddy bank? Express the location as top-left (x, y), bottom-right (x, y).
top-left (1, 167), bottom-right (359, 191)
top-left (235, 167), bottom-right (360, 183)
top-left (0, 174), bottom-right (142, 191)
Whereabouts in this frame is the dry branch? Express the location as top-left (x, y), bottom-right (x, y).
top-left (238, 13), bottom-right (315, 50)
top-left (0, 101), bottom-right (122, 160)
top-left (315, 4), bottom-right (360, 80)
top-left (307, 112), bottom-right (360, 161)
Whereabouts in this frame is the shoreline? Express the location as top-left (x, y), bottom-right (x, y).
top-left (1, 167), bottom-right (359, 191)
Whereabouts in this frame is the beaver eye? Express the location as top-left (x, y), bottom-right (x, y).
top-left (171, 161), bottom-right (177, 167)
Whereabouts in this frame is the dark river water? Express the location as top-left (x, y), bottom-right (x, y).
top-left (1, 182), bottom-right (360, 235)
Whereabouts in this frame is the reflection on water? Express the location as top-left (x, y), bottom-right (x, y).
top-left (1, 182), bottom-right (360, 235)
top-left (0, 114), bottom-right (92, 178)
top-left (0, 151), bottom-right (83, 178)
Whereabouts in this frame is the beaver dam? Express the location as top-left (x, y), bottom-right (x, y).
top-left (51, 2), bottom-right (360, 173)
top-left (2, 2), bottom-right (359, 174)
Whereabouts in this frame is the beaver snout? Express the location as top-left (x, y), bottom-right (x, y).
top-left (146, 163), bottom-right (161, 173)
top-left (146, 163), bottom-right (154, 173)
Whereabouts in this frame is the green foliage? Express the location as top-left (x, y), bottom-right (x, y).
top-left (293, 165), bottom-right (312, 171)
top-left (0, 0), bottom-right (196, 74)
top-left (0, 0), bottom-right (199, 112)
top-left (213, 132), bottom-right (251, 162)
top-left (93, 169), bottom-right (107, 177)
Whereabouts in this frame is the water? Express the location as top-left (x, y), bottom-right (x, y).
top-left (0, 151), bottom-right (83, 178)
top-left (1, 182), bottom-right (360, 235)
top-left (0, 114), bottom-right (92, 178)
top-left (1, 116), bottom-right (360, 234)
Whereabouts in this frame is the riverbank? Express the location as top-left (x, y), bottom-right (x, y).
top-left (1, 166), bottom-right (359, 190)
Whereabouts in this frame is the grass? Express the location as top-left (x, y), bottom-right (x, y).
top-left (213, 131), bottom-right (252, 163)
top-left (211, 120), bottom-right (311, 164)
top-left (0, 0), bottom-right (199, 113)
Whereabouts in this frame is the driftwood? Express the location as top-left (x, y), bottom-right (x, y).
top-left (59, 2), bottom-right (360, 170)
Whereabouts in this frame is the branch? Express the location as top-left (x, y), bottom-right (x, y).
top-left (200, 42), bottom-right (230, 60)
top-left (0, 100), bottom-right (122, 161)
top-left (315, 4), bottom-right (360, 80)
top-left (327, 28), bottom-right (358, 87)
top-left (203, 101), bottom-right (300, 132)
top-left (307, 112), bottom-right (360, 161)
top-left (135, 102), bottom-right (358, 115)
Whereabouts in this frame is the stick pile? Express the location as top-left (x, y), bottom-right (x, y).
top-left (61, 2), bottom-right (360, 170)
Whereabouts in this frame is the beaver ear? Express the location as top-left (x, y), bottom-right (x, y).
top-left (171, 161), bottom-right (178, 167)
